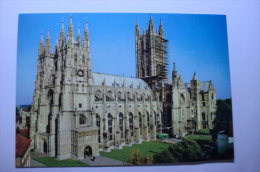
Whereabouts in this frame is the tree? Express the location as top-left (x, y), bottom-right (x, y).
top-left (212, 98), bottom-right (233, 141)
top-left (128, 149), bottom-right (143, 165)
top-left (153, 141), bottom-right (203, 164)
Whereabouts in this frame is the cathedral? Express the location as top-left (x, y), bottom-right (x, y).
top-left (29, 17), bottom-right (217, 160)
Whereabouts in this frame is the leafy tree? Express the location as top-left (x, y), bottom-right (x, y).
top-left (212, 98), bottom-right (233, 141)
top-left (153, 140), bottom-right (203, 163)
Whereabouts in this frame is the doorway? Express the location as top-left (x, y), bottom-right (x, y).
top-left (84, 146), bottom-right (92, 158)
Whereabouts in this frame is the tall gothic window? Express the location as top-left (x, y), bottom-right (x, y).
top-left (166, 93), bottom-right (172, 103)
top-left (119, 113), bottom-right (124, 138)
top-left (47, 89), bottom-right (54, 105)
top-left (108, 114), bottom-right (113, 140)
top-left (202, 113), bottom-right (206, 121)
top-left (147, 112), bottom-right (150, 127)
top-left (139, 112), bottom-right (142, 134)
top-left (180, 94), bottom-right (185, 121)
top-left (96, 114), bottom-right (101, 143)
top-left (79, 114), bottom-right (86, 125)
top-left (129, 112), bottom-right (133, 136)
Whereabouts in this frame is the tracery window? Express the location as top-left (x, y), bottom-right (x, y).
top-left (139, 112), bottom-right (142, 134)
top-left (79, 114), bottom-right (86, 125)
top-left (147, 112), bottom-right (150, 127)
top-left (119, 113), bottom-right (124, 138)
top-left (108, 114), bottom-right (113, 140)
top-left (96, 114), bottom-right (101, 143)
top-left (129, 113), bottom-right (133, 136)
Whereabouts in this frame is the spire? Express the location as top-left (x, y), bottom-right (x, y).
top-left (59, 21), bottom-right (65, 47)
top-left (135, 18), bottom-right (140, 36)
top-left (38, 34), bottom-right (44, 55)
top-left (76, 26), bottom-right (81, 45)
top-left (84, 22), bottom-right (89, 49)
top-left (158, 19), bottom-right (164, 36)
top-left (148, 15), bottom-right (154, 33)
top-left (172, 62), bottom-right (178, 77)
top-left (45, 29), bottom-right (51, 54)
top-left (67, 16), bottom-right (74, 46)
top-left (192, 72), bottom-right (198, 80)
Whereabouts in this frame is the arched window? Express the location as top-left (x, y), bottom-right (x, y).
top-left (79, 114), bottom-right (86, 125)
top-left (129, 112), bottom-right (133, 136)
top-left (180, 94), bottom-right (185, 102)
top-left (211, 93), bottom-right (214, 100)
top-left (119, 113), bottom-right (124, 138)
top-left (47, 89), bottom-right (54, 105)
top-left (166, 93), bottom-right (172, 103)
top-left (108, 114), bottom-right (113, 140)
top-left (96, 114), bottom-right (100, 127)
top-left (49, 75), bottom-right (55, 85)
top-left (96, 114), bottom-right (101, 143)
top-left (201, 93), bottom-right (205, 101)
top-left (147, 112), bottom-right (150, 127)
top-left (202, 113), bottom-right (206, 121)
top-left (139, 112), bottom-right (142, 134)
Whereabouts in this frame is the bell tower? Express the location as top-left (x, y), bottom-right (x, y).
top-left (135, 17), bottom-right (168, 79)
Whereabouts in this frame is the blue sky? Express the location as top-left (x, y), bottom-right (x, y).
top-left (16, 13), bottom-right (231, 106)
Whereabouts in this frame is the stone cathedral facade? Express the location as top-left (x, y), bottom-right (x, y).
top-left (30, 17), bottom-right (216, 160)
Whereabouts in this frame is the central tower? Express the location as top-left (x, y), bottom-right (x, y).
top-left (135, 17), bottom-right (168, 79)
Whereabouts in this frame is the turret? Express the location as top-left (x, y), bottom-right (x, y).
top-left (158, 20), bottom-right (164, 37)
top-left (76, 26), bottom-right (81, 46)
top-left (38, 34), bottom-right (44, 56)
top-left (83, 22), bottom-right (92, 84)
top-left (135, 19), bottom-right (140, 37)
top-left (148, 16), bottom-right (154, 34)
top-left (59, 21), bottom-right (65, 48)
top-left (191, 72), bottom-right (201, 130)
top-left (67, 16), bottom-right (74, 47)
top-left (45, 30), bottom-right (51, 56)
top-left (172, 63), bottom-right (178, 87)
top-left (84, 22), bottom-right (90, 50)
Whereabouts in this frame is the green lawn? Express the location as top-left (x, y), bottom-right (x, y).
top-left (100, 141), bottom-right (171, 163)
top-left (34, 157), bottom-right (89, 167)
top-left (186, 134), bottom-right (212, 141)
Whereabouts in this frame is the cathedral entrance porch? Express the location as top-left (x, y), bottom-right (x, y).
top-left (84, 146), bottom-right (92, 158)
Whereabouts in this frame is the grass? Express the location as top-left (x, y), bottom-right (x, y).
top-left (186, 134), bottom-right (212, 141)
top-left (34, 157), bottom-right (89, 167)
top-left (197, 129), bottom-right (210, 135)
top-left (100, 141), bottom-right (171, 162)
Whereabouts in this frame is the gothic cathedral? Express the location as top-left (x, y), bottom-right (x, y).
top-left (30, 17), bottom-right (217, 160)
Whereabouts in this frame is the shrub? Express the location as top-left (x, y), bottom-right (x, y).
top-left (128, 149), bottom-right (143, 165)
top-left (143, 154), bottom-right (153, 165)
top-left (153, 140), bottom-right (203, 164)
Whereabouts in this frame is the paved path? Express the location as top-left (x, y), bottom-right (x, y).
top-left (30, 151), bottom-right (47, 167)
top-left (81, 156), bottom-right (128, 166)
top-left (30, 159), bottom-right (46, 167)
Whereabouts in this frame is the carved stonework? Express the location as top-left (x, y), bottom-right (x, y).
top-left (105, 90), bottom-right (115, 101)
top-left (95, 90), bottom-right (103, 101)
top-left (127, 92), bottom-right (134, 101)
top-left (117, 91), bottom-right (125, 101)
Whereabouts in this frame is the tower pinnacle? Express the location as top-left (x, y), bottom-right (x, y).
top-left (67, 16), bottom-right (74, 46)
top-left (45, 29), bottom-right (51, 54)
top-left (158, 19), bottom-right (164, 36)
top-left (148, 15), bottom-right (154, 33)
top-left (84, 22), bottom-right (89, 49)
top-left (192, 72), bottom-right (198, 80)
top-left (77, 26), bottom-right (81, 45)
